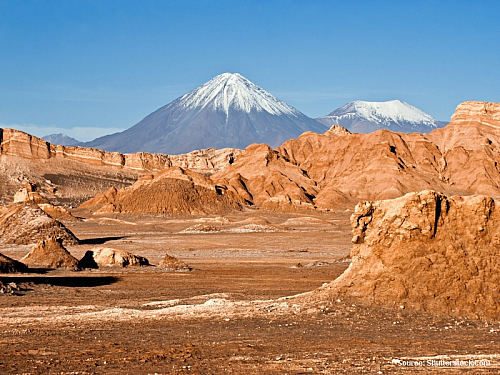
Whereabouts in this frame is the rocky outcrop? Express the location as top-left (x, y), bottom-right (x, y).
top-left (13, 182), bottom-right (49, 204)
top-left (0, 202), bottom-right (79, 245)
top-left (325, 125), bottom-right (351, 137)
top-left (213, 143), bottom-right (322, 210)
top-left (79, 248), bottom-right (149, 268)
top-left (78, 186), bottom-right (118, 211)
top-left (319, 190), bottom-right (500, 320)
top-left (168, 148), bottom-right (243, 175)
top-left (158, 254), bottom-right (192, 271)
top-left (0, 128), bottom-right (241, 174)
top-left (424, 101), bottom-right (500, 197)
top-left (448, 101), bottom-right (500, 126)
top-left (79, 167), bottom-right (244, 215)
top-left (38, 203), bottom-right (80, 222)
top-left (11, 182), bottom-right (78, 221)
top-left (20, 237), bottom-right (80, 270)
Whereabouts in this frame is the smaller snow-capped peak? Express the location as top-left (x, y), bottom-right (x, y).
top-left (336, 100), bottom-right (438, 125)
top-left (177, 73), bottom-right (300, 117)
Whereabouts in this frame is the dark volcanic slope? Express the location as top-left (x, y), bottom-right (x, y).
top-left (81, 73), bottom-right (327, 154)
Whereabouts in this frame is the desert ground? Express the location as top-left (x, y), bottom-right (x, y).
top-left (1, 207), bottom-right (499, 374)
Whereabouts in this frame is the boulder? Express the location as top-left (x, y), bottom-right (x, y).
top-left (79, 248), bottom-right (149, 268)
top-left (158, 254), bottom-right (192, 271)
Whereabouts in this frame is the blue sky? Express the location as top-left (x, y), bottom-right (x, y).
top-left (1, 0), bottom-right (499, 141)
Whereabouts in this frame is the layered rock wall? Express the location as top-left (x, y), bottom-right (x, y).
top-left (450, 101), bottom-right (500, 126)
top-left (0, 128), bottom-right (241, 174)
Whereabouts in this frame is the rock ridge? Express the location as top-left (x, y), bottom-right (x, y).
top-left (0, 128), bottom-right (241, 175)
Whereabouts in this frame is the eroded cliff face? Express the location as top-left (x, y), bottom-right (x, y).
top-left (319, 190), bottom-right (500, 320)
top-left (0, 128), bottom-right (241, 174)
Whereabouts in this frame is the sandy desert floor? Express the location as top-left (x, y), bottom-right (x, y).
top-left (1, 208), bottom-right (500, 374)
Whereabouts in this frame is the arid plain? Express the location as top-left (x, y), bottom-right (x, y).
top-left (2, 209), bottom-right (499, 375)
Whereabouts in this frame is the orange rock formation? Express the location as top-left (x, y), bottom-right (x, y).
top-left (79, 166), bottom-right (244, 215)
top-left (21, 237), bottom-right (80, 270)
top-left (317, 190), bottom-right (500, 320)
top-left (0, 202), bottom-right (79, 245)
top-left (0, 128), bottom-right (241, 174)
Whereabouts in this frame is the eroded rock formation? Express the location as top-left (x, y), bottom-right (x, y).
top-left (0, 253), bottom-right (28, 273)
top-left (13, 182), bottom-right (48, 204)
top-left (319, 190), bottom-right (500, 320)
top-left (0, 128), bottom-right (241, 206)
top-left (213, 101), bottom-right (500, 209)
top-left (11, 182), bottom-right (79, 221)
top-left (0, 202), bottom-right (79, 245)
top-left (447, 101), bottom-right (500, 126)
top-left (20, 237), bottom-right (80, 270)
top-left (79, 166), bottom-right (244, 215)
top-left (4, 101), bottom-right (500, 212)
top-left (0, 128), bottom-right (241, 174)
top-left (158, 254), bottom-right (192, 271)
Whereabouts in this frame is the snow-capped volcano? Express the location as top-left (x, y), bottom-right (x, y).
top-left (82, 73), bottom-right (326, 154)
top-left (179, 73), bottom-right (300, 117)
top-left (316, 100), bottom-right (448, 133)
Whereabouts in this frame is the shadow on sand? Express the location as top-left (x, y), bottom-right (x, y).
top-left (79, 236), bottom-right (127, 245)
top-left (0, 275), bottom-right (120, 288)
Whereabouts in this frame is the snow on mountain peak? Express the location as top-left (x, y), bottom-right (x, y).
top-left (177, 73), bottom-right (300, 117)
top-left (342, 100), bottom-right (437, 125)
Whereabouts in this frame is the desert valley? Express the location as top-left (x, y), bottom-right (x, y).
top-left (1, 95), bottom-right (500, 374)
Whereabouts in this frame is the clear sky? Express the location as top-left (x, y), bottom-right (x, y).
top-left (1, 0), bottom-right (499, 141)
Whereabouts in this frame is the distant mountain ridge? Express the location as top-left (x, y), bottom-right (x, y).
top-left (316, 100), bottom-right (448, 133)
top-left (42, 133), bottom-right (80, 146)
top-left (81, 73), bottom-right (327, 154)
